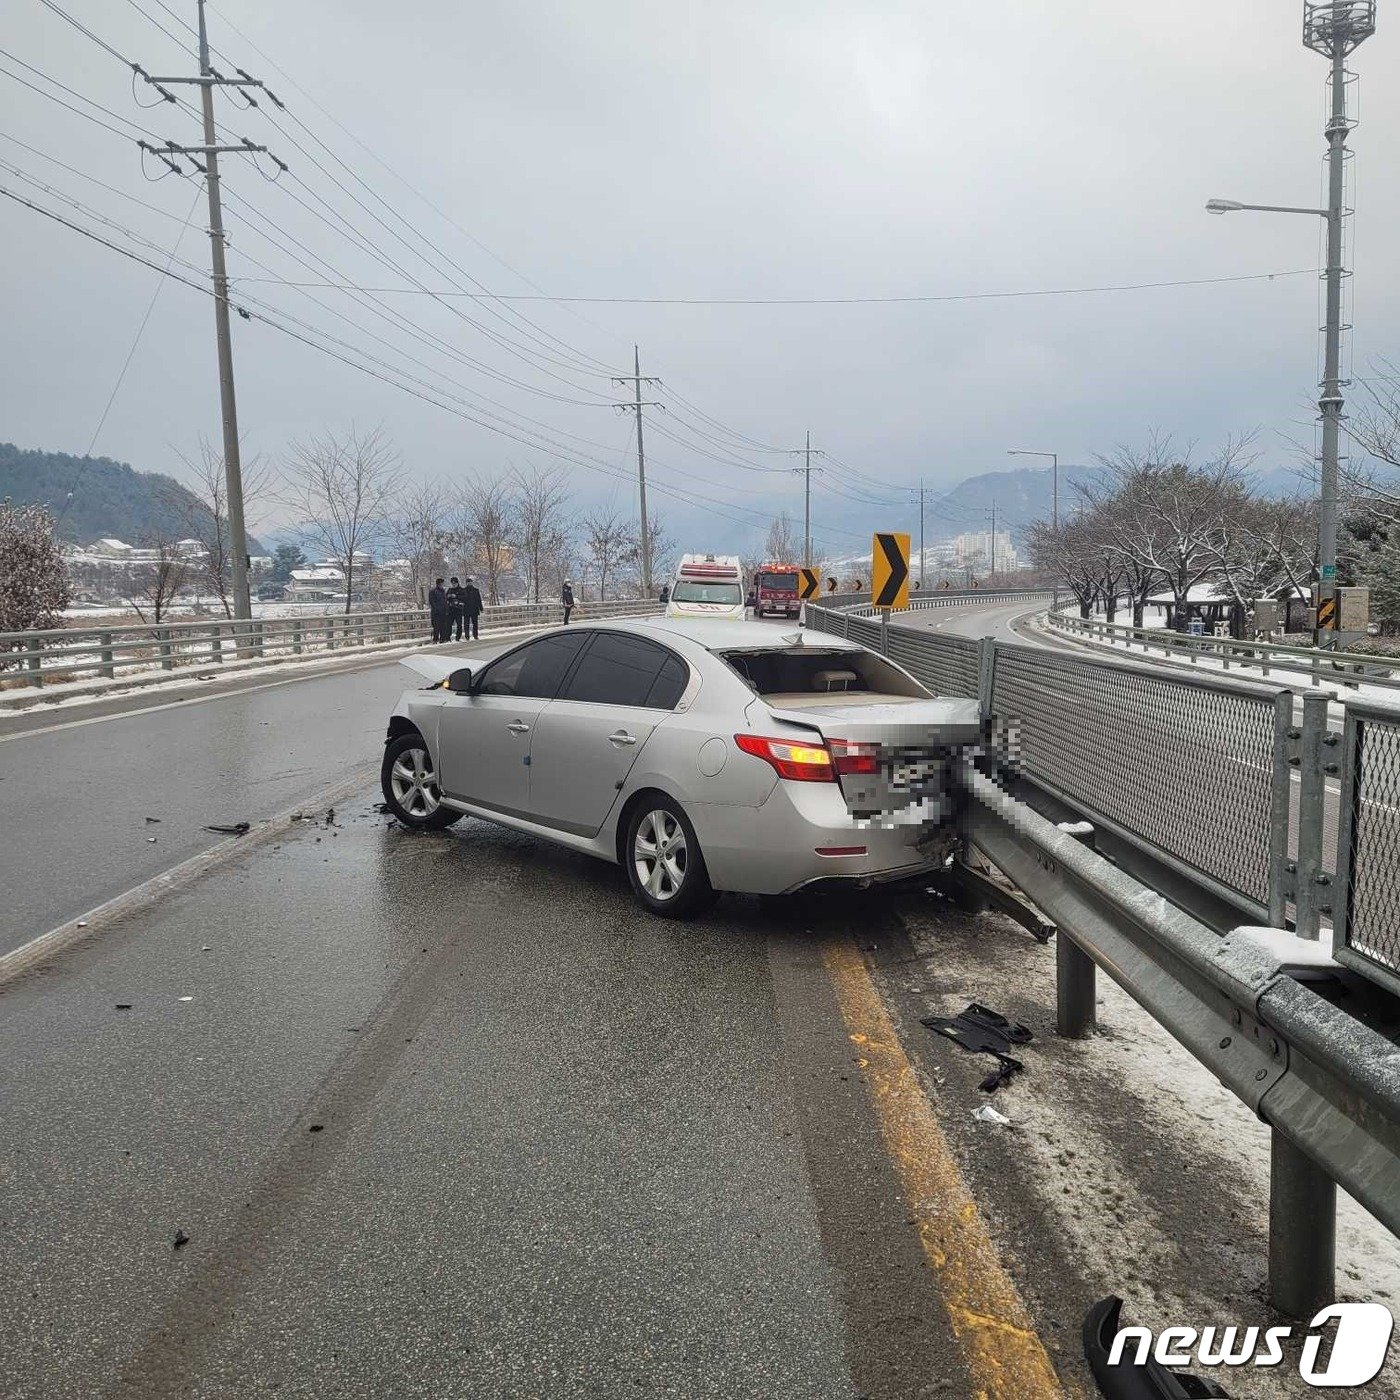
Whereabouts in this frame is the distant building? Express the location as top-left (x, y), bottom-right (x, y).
top-left (287, 565), bottom-right (346, 600)
top-left (952, 530), bottom-right (1018, 572)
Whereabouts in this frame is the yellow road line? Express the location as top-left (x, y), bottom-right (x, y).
top-left (822, 937), bottom-right (1064, 1400)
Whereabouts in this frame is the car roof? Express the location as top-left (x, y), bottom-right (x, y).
top-left (586, 615), bottom-right (861, 653)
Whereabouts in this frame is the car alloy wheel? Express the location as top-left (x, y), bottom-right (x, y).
top-left (633, 807), bottom-right (688, 902)
top-left (389, 743), bottom-right (441, 819)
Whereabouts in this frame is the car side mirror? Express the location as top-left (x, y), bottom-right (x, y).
top-left (447, 666), bottom-right (478, 694)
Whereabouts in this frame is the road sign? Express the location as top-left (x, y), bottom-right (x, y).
top-left (798, 567), bottom-right (820, 600)
top-left (871, 532), bottom-right (910, 610)
top-left (1338, 586), bottom-right (1370, 632)
top-left (1318, 596), bottom-right (1338, 629)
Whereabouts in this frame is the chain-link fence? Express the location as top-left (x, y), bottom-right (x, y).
top-left (991, 647), bottom-right (1283, 908)
top-left (1338, 706), bottom-right (1400, 990)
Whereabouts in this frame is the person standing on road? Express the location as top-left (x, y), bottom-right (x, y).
top-left (446, 576), bottom-right (467, 641)
top-left (428, 577), bottom-right (448, 643)
top-left (659, 582), bottom-right (670, 607)
top-left (561, 579), bottom-right (575, 624)
top-left (463, 576), bottom-right (483, 640)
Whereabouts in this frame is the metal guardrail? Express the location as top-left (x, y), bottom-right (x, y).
top-left (0, 597), bottom-right (662, 689)
top-left (817, 585), bottom-right (1400, 1314)
top-left (963, 768), bottom-right (1400, 1316)
top-left (1048, 608), bottom-right (1400, 696)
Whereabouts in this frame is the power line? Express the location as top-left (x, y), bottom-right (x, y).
top-left (223, 267), bottom-right (1318, 305)
top-left (58, 185), bottom-right (205, 525)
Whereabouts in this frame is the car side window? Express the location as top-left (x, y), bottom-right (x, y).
top-left (644, 654), bottom-right (690, 709)
top-left (475, 632), bottom-right (589, 699)
top-left (560, 633), bottom-right (679, 708)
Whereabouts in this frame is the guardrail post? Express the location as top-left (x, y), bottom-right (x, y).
top-left (328, 617), bottom-right (337, 651)
top-left (1055, 822), bottom-right (1097, 1038)
top-left (356, 617), bottom-right (365, 646)
top-left (1294, 690), bottom-right (1331, 940)
top-left (1268, 691), bottom-right (1294, 928)
top-left (880, 608), bottom-right (890, 654)
top-left (254, 622), bottom-right (265, 658)
top-left (158, 627), bottom-right (173, 671)
top-left (1269, 1132), bottom-right (1336, 1318)
top-left (26, 635), bottom-right (42, 687)
top-left (291, 620), bottom-right (302, 655)
top-left (99, 630), bottom-right (114, 678)
top-left (209, 624), bottom-right (222, 664)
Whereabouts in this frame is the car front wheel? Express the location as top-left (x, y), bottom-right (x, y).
top-left (381, 732), bottom-right (462, 830)
top-left (625, 795), bottom-right (717, 919)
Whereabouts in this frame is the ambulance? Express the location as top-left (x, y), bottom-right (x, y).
top-left (665, 554), bottom-right (747, 621)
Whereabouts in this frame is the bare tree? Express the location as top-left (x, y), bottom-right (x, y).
top-left (127, 533), bottom-right (190, 625)
top-left (621, 514), bottom-right (675, 597)
top-left (764, 511), bottom-right (796, 562)
top-left (280, 427), bottom-right (403, 614)
top-left (169, 437), bottom-right (273, 617)
top-left (387, 479), bottom-right (450, 606)
top-left (511, 466), bottom-right (571, 603)
top-left (455, 475), bottom-right (516, 605)
top-left (582, 504), bottom-right (630, 601)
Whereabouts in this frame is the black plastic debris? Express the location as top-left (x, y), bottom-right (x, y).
top-left (172, 1230), bottom-right (190, 1251)
top-left (921, 1002), bottom-right (1032, 1094)
top-left (203, 822), bottom-right (251, 836)
top-left (115, 1003), bottom-right (132, 1011)
top-left (1084, 1296), bottom-right (1229, 1399)
top-left (144, 816), bottom-right (161, 824)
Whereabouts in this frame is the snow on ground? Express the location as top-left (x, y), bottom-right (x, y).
top-left (889, 895), bottom-right (1400, 1399)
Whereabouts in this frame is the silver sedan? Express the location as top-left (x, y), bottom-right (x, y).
top-left (380, 617), bottom-right (982, 917)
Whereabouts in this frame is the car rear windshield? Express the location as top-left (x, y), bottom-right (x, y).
top-left (673, 581), bottom-right (743, 605)
top-left (757, 573), bottom-right (798, 592)
top-left (718, 647), bottom-right (928, 698)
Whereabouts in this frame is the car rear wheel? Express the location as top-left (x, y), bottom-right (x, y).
top-left (381, 732), bottom-right (462, 831)
top-left (625, 795), bottom-right (717, 919)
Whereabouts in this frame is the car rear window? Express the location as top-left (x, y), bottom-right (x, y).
top-left (562, 633), bottom-right (687, 708)
top-left (720, 647), bottom-right (928, 698)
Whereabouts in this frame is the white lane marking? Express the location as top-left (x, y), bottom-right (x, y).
top-left (0, 761), bottom-right (379, 987)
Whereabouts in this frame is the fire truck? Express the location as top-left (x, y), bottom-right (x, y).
top-left (752, 562), bottom-right (801, 619)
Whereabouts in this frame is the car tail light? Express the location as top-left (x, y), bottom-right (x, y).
top-left (828, 739), bottom-right (879, 775)
top-left (734, 733), bottom-right (834, 782)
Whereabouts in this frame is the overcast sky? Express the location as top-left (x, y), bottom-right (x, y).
top-left (3, 0), bottom-right (1397, 557)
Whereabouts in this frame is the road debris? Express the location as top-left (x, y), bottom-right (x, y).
top-left (922, 1002), bottom-right (1033, 1094)
top-left (972, 1104), bottom-right (1011, 1126)
top-left (145, 836), bottom-right (158, 844)
top-left (172, 1230), bottom-right (189, 1250)
top-left (144, 816), bottom-right (161, 824)
top-left (1083, 1295), bottom-right (1230, 1398)
top-left (203, 822), bottom-right (251, 836)
top-left (114, 1003), bottom-right (131, 1010)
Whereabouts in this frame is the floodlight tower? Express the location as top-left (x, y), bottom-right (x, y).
top-left (1304, 2), bottom-right (1374, 635)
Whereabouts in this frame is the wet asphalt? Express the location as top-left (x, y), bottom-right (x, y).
top-left (0, 636), bottom-right (508, 957)
top-left (1, 799), bottom-right (976, 1400)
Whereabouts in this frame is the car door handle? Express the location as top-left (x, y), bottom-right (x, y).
top-left (608, 730), bottom-right (637, 746)
top-left (507, 720), bottom-right (531, 734)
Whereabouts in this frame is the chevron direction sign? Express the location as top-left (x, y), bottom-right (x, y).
top-left (871, 532), bottom-right (910, 610)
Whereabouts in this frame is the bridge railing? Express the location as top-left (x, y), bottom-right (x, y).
top-left (1046, 607), bottom-right (1400, 696)
top-left (0, 596), bottom-right (662, 689)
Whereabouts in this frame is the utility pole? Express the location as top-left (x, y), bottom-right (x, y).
top-left (989, 502), bottom-right (998, 580)
top-left (918, 478), bottom-right (925, 588)
top-left (611, 346), bottom-right (661, 596)
top-left (140, 0), bottom-right (284, 623)
top-left (788, 431), bottom-right (824, 567)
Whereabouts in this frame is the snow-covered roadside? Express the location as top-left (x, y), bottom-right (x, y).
top-left (887, 896), bottom-right (1400, 1399)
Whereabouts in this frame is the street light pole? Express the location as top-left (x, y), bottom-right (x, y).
top-left (1007, 449), bottom-right (1058, 530)
top-left (1207, 1), bottom-right (1374, 648)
